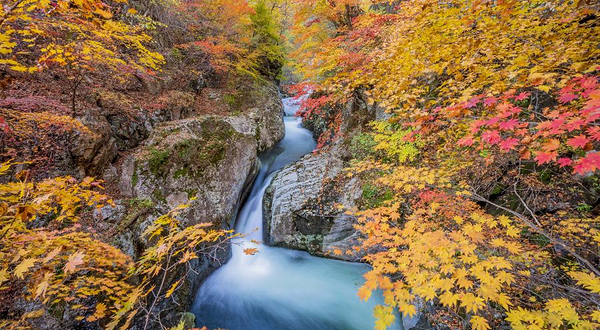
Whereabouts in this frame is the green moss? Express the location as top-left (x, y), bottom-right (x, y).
top-left (223, 94), bottom-right (237, 107)
top-left (179, 312), bottom-right (196, 329)
top-left (145, 120), bottom-right (240, 180)
top-left (223, 92), bottom-right (247, 114)
top-left (350, 133), bottom-right (378, 160)
top-left (131, 164), bottom-right (139, 187)
top-left (148, 148), bottom-right (170, 176)
top-left (160, 127), bottom-right (180, 139)
top-left (538, 169), bottom-right (552, 184)
top-left (169, 121), bottom-right (238, 179)
top-left (576, 202), bottom-right (592, 212)
top-left (173, 168), bottom-right (190, 179)
top-left (115, 198), bottom-right (155, 234)
top-left (152, 189), bottom-right (167, 204)
top-left (490, 183), bottom-right (505, 196)
top-left (361, 183), bottom-right (394, 209)
top-left (185, 189), bottom-right (198, 199)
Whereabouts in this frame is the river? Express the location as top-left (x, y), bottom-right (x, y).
top-left (191, 97), bottom-right (402, 330)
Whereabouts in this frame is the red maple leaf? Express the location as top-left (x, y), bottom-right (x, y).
top-left (481, 130), bottom-right (501, 145)
top-left (564, 119), bottom-right (585, 132)
top-left (556, 157), bottom-right (573, 167)
top-left (458, 136), bottom-right (475, 146)
top-left (499, 138), bottom-right (519, 151)
top-left (579, 76), bottom-right (598, 90)
top-left (514, 92), bottom-right (530, 101)
top-left (465, 96), bottom-right (482, 108)
top-left (0, 117), bottom-right (11, 133)
top-left (566, 135), bottom-right (589, 149)
top-left (587, 126), bottom-right (600, 141)
top-left (484, 96), bottom-right (498, 106)
top-left (573, 153), bottom-right (600, 175)
top-left (534, 151), bottom-right (558, 165)
top-left (558, 93), bottom-right (578, 103)
top-left (470, 120), bottom-right (486, 134)
top-left (486, 117), bottom-right (500, 126)
top-left (498, 119), bottom-right (519, 131)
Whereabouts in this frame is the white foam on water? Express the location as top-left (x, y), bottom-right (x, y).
top-left (191, 97), bottom-right (402, 330)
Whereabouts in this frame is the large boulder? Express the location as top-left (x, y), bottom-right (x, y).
top-left (247, 83), bottom-right (285, 151)
top-left (70, 112), bottom-right (118, 177)
top-left (100, 82), bottom-right (285, 329)
top-left (263, 149), bottom-right (367, 261)
top-left (117, 114), bottom-right (265, 254)
top-left (263, 90), bottom-right (382, 262)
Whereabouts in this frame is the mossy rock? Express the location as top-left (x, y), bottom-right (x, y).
top-left (141, 118), bottom-right (242, 180)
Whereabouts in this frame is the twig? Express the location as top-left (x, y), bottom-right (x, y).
top-left (471, 191), bottom-right (600, 277)
top-left (512, 182), bottom-right (542, 227)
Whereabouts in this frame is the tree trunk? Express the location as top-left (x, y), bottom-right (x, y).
top-left (71, 77), bottom-right (82, 118)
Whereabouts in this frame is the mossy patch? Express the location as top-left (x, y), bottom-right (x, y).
top-left (143, 119), bottom-right (241, 181)
top-left (127, 198), bottom-right (154, 209)
top-left (148, 148), bottom-right (170, 176)
top-left (185, 189), bottom-right (198, 199)
top-left (152, 188), bottom-right (167, 204)
top-left (361, 183), bottom-right (394, 209)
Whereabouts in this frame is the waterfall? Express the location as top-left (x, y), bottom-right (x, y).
top-left (191, 97), bottom-right (402, 330)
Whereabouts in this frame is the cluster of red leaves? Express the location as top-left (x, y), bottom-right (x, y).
top-left (315, 112), bottom-right (342, 150)
top-left (287, 82), bottom-right (317, 98)
top-left (297, 94), bottom-right (335, 120)
top-left (413, 76), bottom-right (600, 175)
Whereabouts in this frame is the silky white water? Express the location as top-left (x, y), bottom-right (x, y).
top-left (191, 97), bottom-right (402, 330)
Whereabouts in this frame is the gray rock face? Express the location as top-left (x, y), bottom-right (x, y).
top-left (70, 112), bottom-right (118, 177)
top-left (245, 83), bottom-right (285, 152)
top-left (263, 90), bottom-right (380, 262)
top-left (263, 149), bottom-right (366, 261)
top-left (119, 115), bottom-right (260, 236)
top-left (103, 83), bottom-right (285, 329)
top-left (264, 151), bottom-right (342, 245)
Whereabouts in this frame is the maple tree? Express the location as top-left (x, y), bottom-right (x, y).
top-left (0, 161), bottom-right (232, 329)
top-left (1, 0), bottom-right (164, 115)
top-left (289, 0), bottom-right (600, 329)
top-left (171, 0), bottom-right (285, 81)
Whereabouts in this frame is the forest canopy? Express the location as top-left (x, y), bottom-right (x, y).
top-left (0, 0), bottom-right (599, 330)
top-left (289, 1), bottom-right (600, 329)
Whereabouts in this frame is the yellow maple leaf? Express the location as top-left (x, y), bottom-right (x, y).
top-left (471, 315), bottom-right (490, 330)
top-left (243, 248), bottom-right (259, 256)
top-left (568, 271), bottom-right (600, 294)
top-left (439, 291), bottom-right (458, 307)
top-left (64, 251), bottom-right (85, 274)
top-left (374, 305), bottom-right (396, 330)
top-left (358, 285), bottom-right (372, 301)
top-left (165, 279), bottom-right (182, 298)
top-left (398, 301), bottom-right (417, 317)
top-left (34, 272), bottom-right (52, 298)
top-left (14, 258), bottom-right (36, 279)
top-left (0, 268), bottom-right (8, 285)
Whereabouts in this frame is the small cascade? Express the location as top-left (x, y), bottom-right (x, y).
top-left (191, 97), bottom-right (402, 330)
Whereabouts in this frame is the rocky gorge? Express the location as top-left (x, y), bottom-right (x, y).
top-left (263, 90), bottom-right (386, 262)
top-left (87, 82), bottom-right (287, 327)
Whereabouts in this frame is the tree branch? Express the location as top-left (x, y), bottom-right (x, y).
top-left (471, 191), bottom-right (600, 277)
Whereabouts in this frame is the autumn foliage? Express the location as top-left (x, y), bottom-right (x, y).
top-left (0, 0), bottom-right (279, 329)
top-left (0, 162), bottom-right (232, 329)
top-left (290, 0), bottom-right (600, 329)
